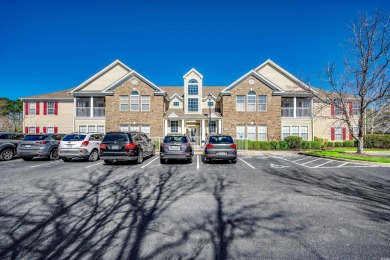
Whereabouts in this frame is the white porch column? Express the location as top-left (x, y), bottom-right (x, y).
top-left (293, 96), bottom-right (296, 118)
top-left (164, 119), bottom-right (168, 136)
top-left (218, 119), bottom-right (222, 134)
top-left (181, 120), bottom-right (185, 134)
top-left (90, 96), bottom-right (94, 118)
top-left (201, 119), bottom-right (205, 144)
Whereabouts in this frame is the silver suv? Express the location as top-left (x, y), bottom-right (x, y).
top-left (0, 132), bottom-right (25, 161)
top-left (58, 133), bottom-right (103, 162)
top-left (17, 133), bottom-right (66, 161)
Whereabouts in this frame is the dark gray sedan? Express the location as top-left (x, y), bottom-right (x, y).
top-left (202, 134), bottom-right (237, 163)
top-left (17, 133), bottom-right (65, 161)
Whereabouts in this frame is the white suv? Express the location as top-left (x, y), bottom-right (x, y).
top-left (58, 133), bottom-right (103, 162)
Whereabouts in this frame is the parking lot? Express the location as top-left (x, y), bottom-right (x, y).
top-left (0, 153), bottom-right (389, 259)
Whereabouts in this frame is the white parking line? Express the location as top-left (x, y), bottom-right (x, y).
top-left (238, 158), bottom-right (256, 169)
top-left (197, 155), bottom-right (199, 169)
top-left (337, 162), bottom-right (349, 167)
top-left (85, 162), bottom-right (103, 168)
top-left (29, 161), bottom-right (62, 168)
top-left (141, 156), bottom-right (160, 168)
top-left (292, 157), bottom-right (311, 162)
top-left (313, 160), bottom-right (333, 168)
top-left (301, 158), bottom-right (323, 165)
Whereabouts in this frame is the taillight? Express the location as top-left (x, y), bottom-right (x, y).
top-left (37, 141), bottom-right (48, 144)
top-left (81, 141), bottom-right (89, 147)
top-left (206, 144), bottom-right (214, 149)
top-left (124, 143), bottom-right (136, 150)
top-left (100, 143), bottom-right (107, 149)
top-left (230, 143), bottom-right (237, 149)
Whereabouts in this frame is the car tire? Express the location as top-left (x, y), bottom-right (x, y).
top-left (0, 149), bottom-right (14, 161)
top-left (188, 157), bottom-right (192, 163)
top-left (202, 156), bottom-right (208, 164)
top-left (49, 149), bottom-right (60, 160)
top-left (137, 150), bottom-right (144, 164)
top-left (160, 158), bottom-right (165, 164)
top-left (22, 156), bottom-right (33, 161)
top-left (62, 157), bottom-right (71, 162)
top-left (88, 150), bottom-right (99, 162)
top-left (151, 148), bottom-right (156, 156)
top-left (231, 159), bottom-right (237, 164)
top-left (104, 160), bottom-right (114, 165)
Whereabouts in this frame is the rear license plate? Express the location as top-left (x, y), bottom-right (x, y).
top-left (217, 152), bottom-right (227, 155)
top-left (24, 145), bottom-right (31, 148)
top-left (169, 146), bottom-right (180, 150)
top-left (111, 145), bottom-right (119, 150)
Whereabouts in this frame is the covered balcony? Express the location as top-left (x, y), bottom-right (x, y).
top-left (76, 97), bottom-right (105, 118)
top-left (281, 97), bottom-right (312, 118)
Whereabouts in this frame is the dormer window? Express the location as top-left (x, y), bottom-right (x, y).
top-left (188, 79), bottom-right (198, 95)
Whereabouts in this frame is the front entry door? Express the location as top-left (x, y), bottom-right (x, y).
top-left (187, 125), bottom-right (199, 145)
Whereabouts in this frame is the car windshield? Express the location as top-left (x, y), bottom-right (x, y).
top-left (209, 136), bottom-right (233, 144)
top-left (163, 136), bottom-right (188, 143)
top-left (23, 135), bottom-right (47, 141)
top-left (62, 134), bottom-right (87, 141)
top-left (103, 134), bottom-right (130, 142)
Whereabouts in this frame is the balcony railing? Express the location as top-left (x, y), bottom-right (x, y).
top-left (296, 107), bottom-right (311, 117)
top-left (76, 107), bottom-right (106, 117)
top-left (281, 107), bottom-right (294, 117)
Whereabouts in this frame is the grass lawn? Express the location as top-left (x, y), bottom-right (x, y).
top-left (302, 148), bottom-right (390, 163)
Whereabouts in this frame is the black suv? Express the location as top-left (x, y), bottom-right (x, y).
top-left (0, 132), bottom-right (25, 161)
top-left (99, 131), bottom-right (155, 164)
top-left (160, 134), bottom-right (194, 164)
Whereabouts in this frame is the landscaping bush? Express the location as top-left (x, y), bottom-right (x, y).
top-left (310, 141), bottom-right (322, 149)
top-left (279, 141), bottom-right (289, 150)
top-left (314, 136), bottom-right (329, 148)
top-left (284, 136), bottom-right (303, 149)
top-left (343, 140), bottom-right (355, 147)
top-left (335, 142), bottom-right (344, 147)
top-left (252, 141), bottom-right (261, 150)
top-left (302, 141), bottom-right (311, 149)
top-left (259, 141), bottom-right (271, 150)
top-left (269, 141), bottom-right (280, 150)
top-left (327, 142), bottom-right (334, 147)
top-left (364, 134), bottom-right (390, 149)
top-left (235, 139), bottom-right (247, 150)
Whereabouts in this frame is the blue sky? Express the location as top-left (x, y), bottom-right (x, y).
top-left (0, 0), bottom-right (388, 100)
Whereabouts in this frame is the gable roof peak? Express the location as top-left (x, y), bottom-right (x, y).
top-left (183, 68), bottom-right (203, 79)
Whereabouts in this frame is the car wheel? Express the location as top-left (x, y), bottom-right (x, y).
top-left (203, 156), bottom-right (208, 164)
top-left (151, 148), bottom-right (156, 156)
top-left (137, 150), bottom-right (144, 164)
top-left (231, 159), bottom-right (237, 164)
top-left (188, 157), bottom-right (193, 163)
top-left (88, 150), bottom-right (99, 162)
top-left (160, 158), bottom-right (165, 164)
top-left (49, 149), bottom-right (60, 160)
top-left (22, 156), bottom-right (33, 161)
top-left (62, 157), bottom-right (71, 162)
top-left (0, 149), bottom-right (14, 161)
top-left (104, 160), bottom-right (114, 165)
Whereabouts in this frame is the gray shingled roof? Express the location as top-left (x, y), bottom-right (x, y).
top-left (160, 86), bottom-right (226, 98)
top-left (21, 88), bottom-right (74, 100)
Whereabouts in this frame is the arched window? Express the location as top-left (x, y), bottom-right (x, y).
top-left (130, 91), bottom-right (139, 111)
top-left (188, 79), bottom-right (198, 95)
top-left (247, 91), bottom-right (256, 111)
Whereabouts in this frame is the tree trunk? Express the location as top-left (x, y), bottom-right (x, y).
top-left (357, 136), bottom-right (364, 154)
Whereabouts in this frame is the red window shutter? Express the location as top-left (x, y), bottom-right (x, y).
top-left (349, 131), bottom-right (353, 140)
top-left (54, 127), bottom-right (58, 133)
top-left (349, 102), bottom-right (353, 115)
top-left (331, 127), bottom-right (335, 141)
top-left (25, 127), bottom-right (28, 134)
top-left (54, 102), bottom-right (58, 115)
top-left (36, 102), bottom-right (40, 115)
top-left (331, 104), bottom-right (335, 116)
top-left (25, 102), bottom-right (29, 115)
top-left (342, 127), bottom-right (346, 140)
top-left (44, 102), bottom-right (47, 115)
top-left (43, 127), bottom-right (47, 133)
top-left (36, 127), bottom-right (40, 134)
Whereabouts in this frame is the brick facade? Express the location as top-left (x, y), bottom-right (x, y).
top-left (222, 76), bottom-right (282, 140)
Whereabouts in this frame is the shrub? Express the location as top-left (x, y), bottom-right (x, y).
top-left (269, 141), bottom-right (280, 150)
top-left (364, 134), bottom-right (390, 149)
top-left (235, 140), bottom-right (247, 150)
top-left (284, 136), bottom-right (303, 149)
top-left (279, 141), bottom-right (289, 150)
top-left (335, 142), bottom-right (343, 147)
top-left (343, 140), bottom-right (354, 147)
top-left (259, 141), bottom-right (271, 150)
top-left (302, 141), bottom-right (311, 149)
top-left (310, 141), bottom-right (322, 149)
top-left (327, 142), bottom-right (334, 147)
top-left (252, 141), bottom-right (260, 150)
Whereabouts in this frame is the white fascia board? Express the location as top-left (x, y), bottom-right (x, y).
top-left (183, 68), bottom-right (203, 79)
top-left (168, 93), bottom-right (184, 101)
top-left (224, 70), bottom-right (284, 92)
top-left (70, 60), bottom-right (132, 93)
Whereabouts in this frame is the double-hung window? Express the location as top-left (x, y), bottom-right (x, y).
top-left (130, 91), bottom-right (139, 111)
top-left (258, 96), bottom-right (267, 111)
top-left (210, 121), bottom-right (217, 133)
top-left (282, 126), bottom-right (290, 139)
top-left (236, 125), bottom-right (245, 139)
top-left (352, 101), bottom-right (360, 115)
top-left (300, 126), bottom-right (308, 140)
top-left (258, 125), bottom-right (267, 141)
top-left (247, 91), bottom-right (256, 111)
top-left (188, 79), bottom-right (198, 95)
top-left (141, 96), bottom-right (150, 111)
top-left (141, 125), bottom-right (150, 137)
top-left (188, 98), bottom-right (198, 112)
top-left (334, 126), bottom-right (343, 141)
top-left (130, 124), bottom-right (139, 132)
top-left (236, 96), bottom-right (245, 111)
top-left (29, 102), bottom-right (36, 115)
top-left (247, 125), bottom-right (256, 140)
top-left (88, 125), bottom-right (96, 133)
top-left (47, 126), bottom-right (54, 133)
top-left (335, 101), bottom-right (342, 116)
top-left (79, 125), bottom-right (87, 133)
top-left (97, 125), bottom-right (105, 133)
top-left (119, 124), bottom-right (129, 131)
top-left (47, 102), bottom-right (55, 115)
top-left (171, 121), bottom-right (178, 133)
top-left (119, 96), bottom-right (129, 111)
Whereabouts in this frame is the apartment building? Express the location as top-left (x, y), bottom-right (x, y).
top-left (21, 59), bottom-right (358, 143)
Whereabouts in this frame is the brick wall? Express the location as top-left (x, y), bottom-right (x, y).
top-left (105, 76), bottom-right (165, 137)
top-left (222, 76), bottom-right (282, 140)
